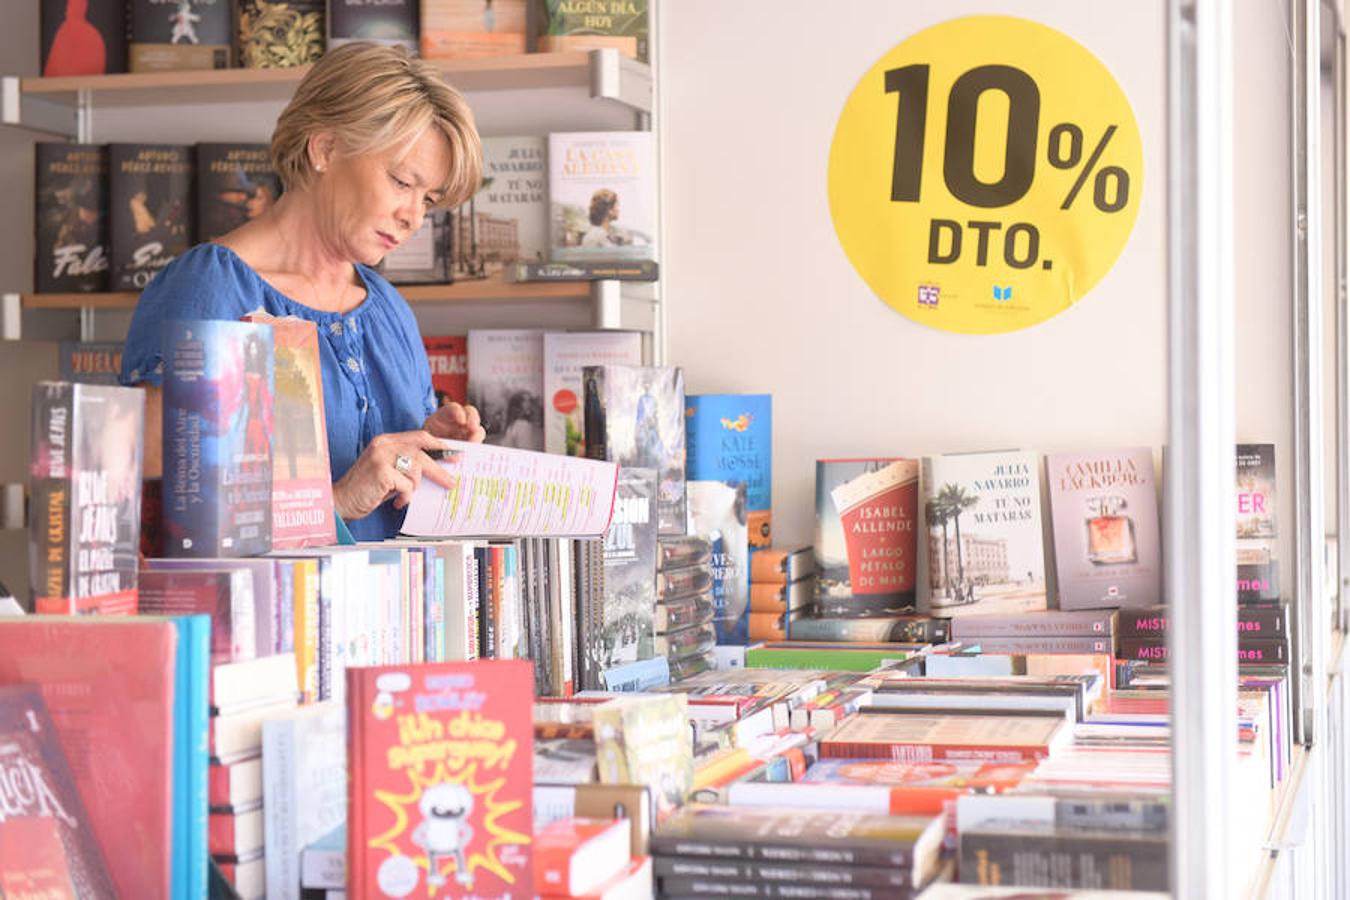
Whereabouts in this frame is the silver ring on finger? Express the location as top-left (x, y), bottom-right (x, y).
top-left (394, 453), bottom-right (414, 475)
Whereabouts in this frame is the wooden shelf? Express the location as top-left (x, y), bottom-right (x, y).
top-left (21, 280), bottom-right (593, 311)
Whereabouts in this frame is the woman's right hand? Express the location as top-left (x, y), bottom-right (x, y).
top-left (333, 430), bottom-right (455, 522)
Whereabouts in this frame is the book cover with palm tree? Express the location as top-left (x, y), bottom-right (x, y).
top-left (922, 450), bottom-right (1048, 617)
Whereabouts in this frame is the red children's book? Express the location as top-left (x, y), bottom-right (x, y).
top-left (0, 685), bottom-right (118, 899)
top-left (0, 618), bottom-right (176, 898)
top-left (424, 335), bottom-right (469, 407)
top-left (534, 817), bottom-right (630, 896)
top-left (348, 660), bottom-right (534, 898)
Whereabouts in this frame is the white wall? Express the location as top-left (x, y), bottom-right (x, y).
top-left (659, 0), bottom-right (1297, 560)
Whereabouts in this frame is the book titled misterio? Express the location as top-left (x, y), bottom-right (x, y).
top-left (162, 320), bottom-right (274, 557)
top-left (238, 0), bottom-right (325, 68)
top-left (420, 0), bottom-right (527, 58)
top-left (424, 335), bottom-right (469, 407)
top-left (468, 329), bottom-right (545, 451)
top-left (549, 132), bottom-right (657, 264)
top-left (41, 0), bottom-right (127, 76)
top-left (129, 0), bottom-right (232, 71)
top-left (35, 143), bottom-right (109, 294)
top-left (453, 136), bottom-right (549, 281)
top-left (814, 458), bottom-right (920, 616)
top-left (110, 143), bottom-right (193, 291)
top-left (347, 660), bottom-right (534, 898)
top-left (1047, 447), bottom-right (1161, 610)
top-left (197, 144), bottom-right (282, 243)
top-left (0, 685), bottom-right (118, 899)
top-left (543, 331), bottom-right (643, 457)
top-left (686, 394), bottom-right (772, 549)
top-left (29, 382), bottom-right (145, 615)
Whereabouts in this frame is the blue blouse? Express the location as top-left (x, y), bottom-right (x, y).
top-left (119, 243), bottom-right (437, 541)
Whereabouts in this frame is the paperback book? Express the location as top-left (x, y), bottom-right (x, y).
top-left (41, 0), bottom-right (127, 75)
top-left (328, 0), bottom-right (417, 48)
top-left (237, 0), bottom-right (325, 68)
top-left (1237, 443), bottom-right (1279, 602)
top-left (814, 458), bottom-right (920, 615)
top-left (686, 394), bottom-right (772, 548)
top-left (588, 468), bottom-right (658, 688)
top-left (923, 450), bottom-right (1049, 617)
top-left (35, 143), bottom-right (109, 294)
top-left (110, 143), bottom-right (193, 291)
top-left (420, 0), bottom-right (527, 57)
top-left (129, 0), bottom-right (232, 70)
top-left (59, 341), bottom-right (123, 385)
top-left (687, 480), bottom-right (750, 645)
top-left (467, 329), bottom-right (545, 450)
top-left (536, 0), bottom-right (649, 61)
top-left (453, 136), bottom-right (549, 281)
top-left (593, 694), bottom-right (692, 817)
top-left (1047, 447), bottom-right (1161, 610)
top-left (196, 144), bottom-right (282, 243)
top-left (379, 210), bottom-right (451, 284)
top-left (549, 132), bottom-right (657, 263)
top-left (29, 382), bottom-right (145, 615)
top-left (583, 364), bottom-right (687, 535)
top-left (347, 660), bottom-right (534, 898)
top-left (543, 331), bottom-right (644, 457)
top-left (423, 335), bottom-right (469, 407)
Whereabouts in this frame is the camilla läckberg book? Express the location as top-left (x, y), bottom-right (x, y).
top-left (549, 132), bottom-right (656, 264)
top-left (1047, 447), bottom-right (1161, 610)
top-left (29, 382), bottom-right (145, 615)
top-left (814, 458), bottom-right (920, 615)
top-left (347, 660), bottom-right (534, 898)
top-left (922, 450), bottom-right (1049, 617)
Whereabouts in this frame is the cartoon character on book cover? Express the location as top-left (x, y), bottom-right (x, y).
top-left (349, 661), bottom-right (533, 899)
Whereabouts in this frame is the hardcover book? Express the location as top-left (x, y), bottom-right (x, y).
top-left (814, 458), bottom-right (920, 615)
top-left (109, 143), bottom-right (193, 291)
top-left (238, 0), bottom-right (325, 68)
top-left (423, 335), bottom-right (469, 407)
top-left (453, 136), bottom-right (549, 281)
top-left (196, 144), bottom-right (282, 243)
top-left (923, 450), bottom-right (1049, 617)
top-left (750, 546), bottom-right (816, 584)
top-left (162, 320), bottom-right (275, 557)
top-left (129, 0), bottom-right (233, 70)
top-left (582, 364), bottom-right (687, 535)
top-left (687, 480), bottom-right (750, 645)
top-left (41, 0), bottom-right (127, 75)
top-left (263, 702), bottom-right (345, 900)
top-left (820, 709), bottom-right (1069, 763)
top-left (420, 0), bottom-right (527, 57)
top-left (29, 382), bottom-right (145, 615)
top-left (242, 315), bottom-right (336, 549)
top-left (0, 685), bottom-right (118, 898)
top-left (467, 329), bottom-right (545, 450)
top-left (1047, 447), bottom-right (1161, 610)
top-left (1237, 443), bottom-right (1279, 602)
top-left (543, 331), bottom-right (643, 457)
top-left (35, 143), bottom-right (110, 294)
top-left (379, 209), bottom-right (451, 284)
top-left (347, 660), bottom-right (534, 898)
top-left (549, 132), bottom-right (657, 264)
top-left (137, 567), bottom-right (256, 662)
top-left (588, 468), bottom-right (658, 689)
top-left (536, 0), bottom-right (649, 61)
top-left (329, 0), bottom-right (417, 48)
top-left (593, 694), bottom-right (692, 818)
top-left (58, 341), bottom-right (123, 385)
top-left (686, 394), bottom-right (772, 548)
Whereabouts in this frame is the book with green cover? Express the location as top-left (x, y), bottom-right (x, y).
top-left (744, 645), bottom-right (923, 673)
top-left (593, 694), bottom-right (691, 818)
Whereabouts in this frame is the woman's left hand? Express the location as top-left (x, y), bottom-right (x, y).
top-left (423, 401), bottom-right (486, 443)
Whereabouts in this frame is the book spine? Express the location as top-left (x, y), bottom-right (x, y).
top-left (949, 611), bottom-right (1116, 638)
top-left (263, 717), bottom-right (299, 900)
top-left (650, 838), bottom-right (915, 870)
top-left (960, 830), bottom-right (1169, 891)
top-left (818, 740), bottom-right (1045, 763)
top-left (1118, 606), bottom-right (1285, 637)
top-left (317, 558), bottom-right (333, 701)
top-left (787, 616), bottom-right (945, 643)
top-left (30, 382), bottom-right (75, 609)
top-left (345, 670), bottom-right (367, 897)
top-left (955, 636), bottom-right (1113, 654)
top-left (512, 260), bottom-right (659, 281)
top-left (172, 615), bottom-right (211, 900)
top-left (653, 856), bottom-right (913, 889)
top-left (1118, 636), bottom-right (1289, 663)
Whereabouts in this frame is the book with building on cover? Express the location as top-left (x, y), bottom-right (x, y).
top-left (29, 382), bottom-right (145, 615)
top-left (420, 0), bottom-right (527, 57)
top-left (453, 136), bottom-right (548, 281)
top-left (35, 143), bottom-right (110, 294)
top-left (129, 0), bottom-right (233, 71)
top-left (424, 335), bottom-right (469, 407)
top-left (814, 458), bottom-right (920, 616)
top-left (162, 320), bottom-right (274, 558)
top-left (41, 0), bottom-right (127, 76)
top-left (686, 394), bottom-right (772, 549)
top-left (583, 364), bottom-right (687, 535)
top-left (923, 450), bottom-right (1049, 617)
top-left (468, 329), bottom-right (545, 450)
top-left (329, 0), bottom-right (417, 48)
top-left (110, 143), bottom-right (193, 291)
top-left (587, 467), bottom-right (658, 689)
top-left (238, 0), bottom-right (325, 68)
top-left (347, 660), bottom-right (534, 898)
top-left (536, 0), bottom-right (649, 61)
top-left (687, 480), bottom-right (750, 645)
top-left (549, 132), bottom-right (657, 264)
top-left (379, 210), bottom-right (451, 284)
top-left (543, 331), bottom-right (643, 457)
top-left (0, 684), bottom-right (118, 899)
top-left (197, 144), bottom-right (282, 243)
top-left (1048, 447), bottom-right (1161, 610)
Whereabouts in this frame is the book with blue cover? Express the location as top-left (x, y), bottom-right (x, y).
top-left (170, 614), bottom-right (211, 900)
top-left (162, 320), bottom-right (274, 557)
top-left (685, 394), bottom-right (772, 549)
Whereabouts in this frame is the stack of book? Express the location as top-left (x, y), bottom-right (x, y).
top-left (535, 817), bottom-right (653, 900)
top-left (1115, 603), bottom-right (1290, 666)
top-left (745, 546), bottom-right (815, 642)
top-left (656, 536), bottom-right (717, 681)
top-left (947, 609), bottom-right (1117, 673)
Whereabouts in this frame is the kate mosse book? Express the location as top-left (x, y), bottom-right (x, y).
top-left (453, 136), bottom-right (549, 281)
top-left (41, 0), bottom-right (127, 75)
top-left (686, 394), bottom-right (772, 548)
top-left (423, 335), bottom-right (468, 407)
top-left (35, 143), bottom-right (109, 294)
top-left (420, 0), bottom-right (527, 58)
top-left (549, 132), bottom-right (657, 264)
top-left (583, 364), bottom-right (687, 535)
top-left (687, 480), bottom-right (750, 645)
top-left (347, 660), bottom-right (534, 898)
top-left (29, 382), bottom-right (145, 615)
top-left (162, 320), bottom-right (274, 558)
top-left (814, 459), bottom-right (920, 616)
top-left (196, 144), bottom-right (282, 243)
top-left (129, 0), bottom-right (232, 71)
top-left (328, 0), bottom-right (417, 49)
top-left (110, 143), bottom-right (193, 291)
top-left (237, 0), bottom-right (325, 68)
top-left (923, 450), bottom-right (1049, 617)
top-left (1047, 447), bottom-right (1161, 610)
top-left (536, 0), bottom-right (649, 61)
top-left (0, 685), bottom-right (118, 898)
top-left (543, 331), bottom-right (643, 457)
top-left (467, 329), bottom-right (545, 451)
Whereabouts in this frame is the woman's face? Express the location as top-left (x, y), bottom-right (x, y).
top-left (315, 127), bottom-right (452, 266)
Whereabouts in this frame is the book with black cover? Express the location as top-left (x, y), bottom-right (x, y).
top-left (129, 0), bottom-right (232, 71)
top-left (41, 0), bottom-right (127, 76)
top-left (197, 144), bottom-right (282, 243)
top-left (238, 0), bottom-right (324, 68)
top-left (110, 143), bottom-right (193, 291)
top-left (35, 143), bottom-right (110, 294)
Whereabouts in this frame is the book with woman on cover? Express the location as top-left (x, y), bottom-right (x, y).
top-left (549, 132), bottom-right (656, 264)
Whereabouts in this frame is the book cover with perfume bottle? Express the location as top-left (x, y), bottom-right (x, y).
top-left (814, 458), bottom-right (920, 615)
top-left (1236, 443), bottom-right (1279, 602)
top-left (921, 450), bottom-right (1048, 617)
top-left (1047, 447), bottom-right (1161, 611)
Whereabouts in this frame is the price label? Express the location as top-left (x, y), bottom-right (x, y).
top-left (828, 16), bottom-right (1143, 335)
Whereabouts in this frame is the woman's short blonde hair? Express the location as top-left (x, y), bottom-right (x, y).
top-left (271, 42), bottom-right (482, 207)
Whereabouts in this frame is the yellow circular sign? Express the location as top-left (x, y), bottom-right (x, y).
top-left (828, 16), bottom-right (1143, 335)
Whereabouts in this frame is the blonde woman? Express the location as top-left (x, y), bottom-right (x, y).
top-left (121, 42), bottom-right (486, 540)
